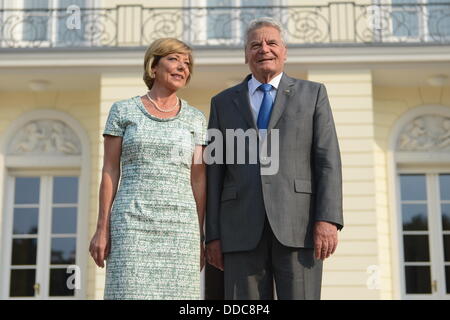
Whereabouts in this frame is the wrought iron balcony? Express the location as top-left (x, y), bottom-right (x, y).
top-left (0, 2), bottom-right (449, 49)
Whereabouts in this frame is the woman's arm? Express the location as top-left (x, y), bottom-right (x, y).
top-left (191, 145), bottom-right (206, 270)
top-left (89, 135), bottom-right (122, 268)
top-left (191, 145), bottom-right (206, 239)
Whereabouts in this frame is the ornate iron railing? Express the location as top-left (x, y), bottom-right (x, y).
top-left (0, 2), bottom-right (449, 49)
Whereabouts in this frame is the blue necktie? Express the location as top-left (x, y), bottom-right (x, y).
top-left (257, 84), bottom-right (274, 130)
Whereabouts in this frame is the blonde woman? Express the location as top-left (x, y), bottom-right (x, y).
top-left (89, 38), bottom-right (207, 299)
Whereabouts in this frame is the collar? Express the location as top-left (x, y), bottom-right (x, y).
top-left (248, 72), bottom-right (284, 96)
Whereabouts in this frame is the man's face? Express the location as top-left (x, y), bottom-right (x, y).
top-left (245, 26), bottom-right (287, 81)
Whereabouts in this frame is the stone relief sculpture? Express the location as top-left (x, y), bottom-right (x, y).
top-left (8, 120), bottom-right (81, 155)
top-left (437, 119), bottom-right (450, 149)
top-left (14, 122), bottom-right (45, 153)
top-left (397, 115), bottom-right (450, 152)
top-left (50, 122), bottom-right (79, 154)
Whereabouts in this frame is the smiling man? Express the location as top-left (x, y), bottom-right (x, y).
top-left (205, 17), bottom-right (344, 300)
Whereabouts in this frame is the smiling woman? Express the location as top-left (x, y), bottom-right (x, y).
top-left (89, 38), bottom-right (207, 300)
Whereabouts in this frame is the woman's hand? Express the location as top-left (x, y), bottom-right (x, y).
top-left (89, 229), bottom-right (110, 268)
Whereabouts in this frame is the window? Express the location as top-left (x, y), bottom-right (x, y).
top-left (3, 0), bottom-right (95, 47)
top-left (392, 108), bottom-right (450, 299)
top-left (6, 174), bottom-right (81, 299)
top-left (388, 0), bottom-right (450, 41)
top-left (398, 173), bottom-right (450, 298)
top-left (0, 111), bottom-right (89, 300)
top-left (187, 0), bottom-right (283, 46)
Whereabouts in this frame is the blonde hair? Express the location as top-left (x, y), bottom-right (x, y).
top-left (143, 38), bottom-right (194, 90)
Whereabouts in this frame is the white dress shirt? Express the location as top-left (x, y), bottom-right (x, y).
top-left (247, 72), bottom-right (283, 125)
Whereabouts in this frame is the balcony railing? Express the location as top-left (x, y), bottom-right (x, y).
top-left (0, 2), bottom-right (449, 49)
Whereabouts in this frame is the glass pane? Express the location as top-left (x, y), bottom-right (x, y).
top-left (13, 208), bottom-right (39, 235)
top-left (440, 174), bottom-right (450, 200)
top-left (240, 0), bottom-right (273, 40)
top-left (403, 235), bottom-right (430, 262)
top-left (402, 204), bottom-right (428, 230)
top-left (11, 239), bottom-right (37, 265)
top-left (444, 235), bottom-right (450, 262)
top-left (242, 0), bottom-right (272, 4)
top-left (23, 0), bottom-right (49, 41)
top-left (53, 177), bottom-right (78, 204)
top-left (427, 0), bottom-right (450, 39)
top-left (446, 266), bottom-right (450, 294)
top-left (405, 266), bottom-right (432, 294)
top-left (49, 268), bottom-right (75, 296)
top-left (442, 204), bottom-right (450, 231)
top-left (392, 0), bottom-right (419, 38)
top-left (51, 238), bottom-right (76, 265)
top-left (400, 174), bottom-right (427, 201)
top-left (207, 0), bottom-right (233, 40)
top-left (14, 177), bottom-right (40, 204)
top-left (52, 207), bottom-right (77, 234)
top-left (9, 269), bottom-right (36, 297)
top-left (57, 0), bottom-right (86, 45)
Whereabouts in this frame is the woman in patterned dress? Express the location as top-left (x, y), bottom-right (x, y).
top-left (89, 38), bottom-right (207, 299)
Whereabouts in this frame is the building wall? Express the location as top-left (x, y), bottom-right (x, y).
top-left (308, 69), bottom-right (380, 299)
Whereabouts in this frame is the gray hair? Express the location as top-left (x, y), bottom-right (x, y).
top-left (244, 17), bottom-right (286, 47)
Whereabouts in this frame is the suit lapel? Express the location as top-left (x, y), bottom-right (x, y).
top-left (232, 75), bottom-right (256, 130)
top-left (268, 74), bottom-right (296, 131)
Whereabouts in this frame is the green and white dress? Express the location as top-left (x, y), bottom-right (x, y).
top-left (102, 96), bottom-right (207, 300)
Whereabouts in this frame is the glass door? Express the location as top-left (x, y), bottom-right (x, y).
top-left (438, 174), bottom-right (450, 296)
top-left (8, 177), bottom-right (41, 298)
top-left (398, 172), bottom-right (450, 299)
top-left (388, 0), bottom-right (450, 42)
top-left (3, 174), bottom-right (81, 299)
top-left (187, 0), bottom-right (279, 46)
top-left (3, 0), bottom-right (89, 47)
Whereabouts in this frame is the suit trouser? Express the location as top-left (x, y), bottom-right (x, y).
top-left (223, 217), bottom-right (323, 300)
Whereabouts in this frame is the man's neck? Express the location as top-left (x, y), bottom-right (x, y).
top-left (252, 71), bottom-right (283, 84)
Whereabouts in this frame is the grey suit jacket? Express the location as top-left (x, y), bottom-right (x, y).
top-left (206, 73), bottom-right (343, 253)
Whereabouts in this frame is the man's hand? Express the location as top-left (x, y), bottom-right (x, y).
top-left (206, 240), bottom-right (224, 271)
top-left (314, 221), bottom-right (338, 260)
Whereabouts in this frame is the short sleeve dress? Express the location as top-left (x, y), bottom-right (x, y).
top-left (102, 96), bottom-right (207, 300)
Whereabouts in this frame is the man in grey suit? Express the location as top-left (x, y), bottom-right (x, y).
top-left (205, 17), bottom-right (343, 300)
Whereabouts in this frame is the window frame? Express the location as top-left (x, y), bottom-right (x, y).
top-left (0, 109), bottom-right (90, 300)
top-left (396, 169), bottom-right (450, 299)
top-left (0, 0), bottom-right (98, 48)
top-left (184, 0), bottom-right (286, 46)
top-left (389, 105), bottom-right (450, 300)
top-left (374, 0), bottom-right (450, 43)
top-left (2, 171), bottom-right (82, 299)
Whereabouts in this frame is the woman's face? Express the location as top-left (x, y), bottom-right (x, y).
top-left (151, 52), bottom-right (191, 92)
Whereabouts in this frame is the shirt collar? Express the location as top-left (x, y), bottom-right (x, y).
top-left (248, 72), bottom-right (284, 96)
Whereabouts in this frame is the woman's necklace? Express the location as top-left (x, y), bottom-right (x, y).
top-left (146, 92), bottom-right (179, 113)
